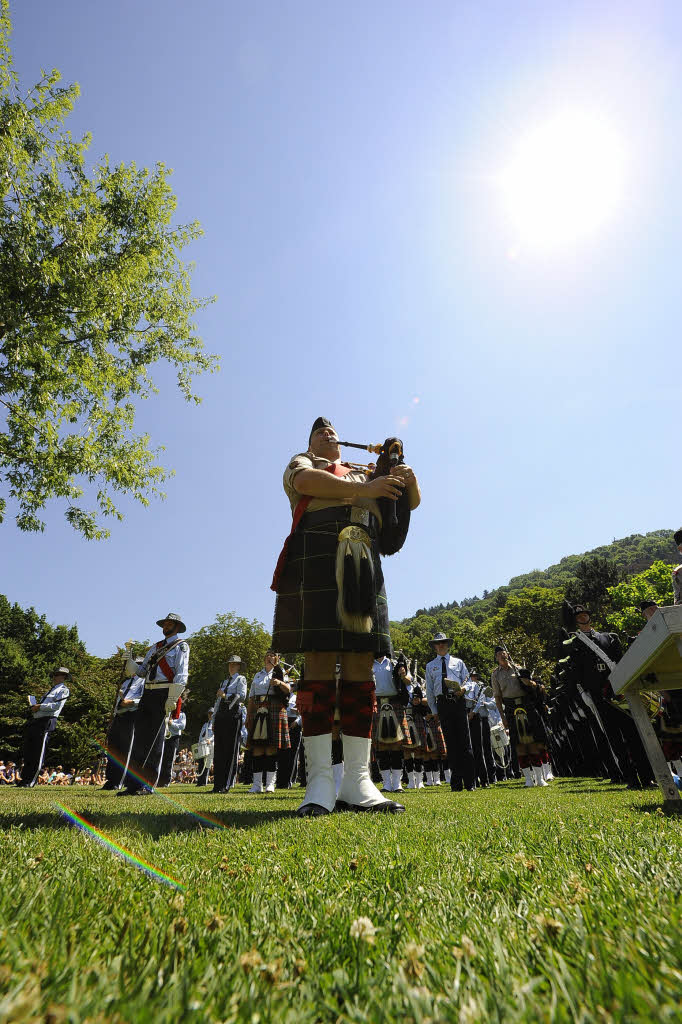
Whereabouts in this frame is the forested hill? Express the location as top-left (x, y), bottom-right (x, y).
top-left (407, 529), bottom-right (678, 627)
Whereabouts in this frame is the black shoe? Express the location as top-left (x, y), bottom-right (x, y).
top-left (100, 782), bottom-right (117, 790)
top-left (212, 788), bottom-right (229, 794)
top-left (337, 799), bottom-right (405, 813)
top-left (296, 803), bottom-right (330, 818)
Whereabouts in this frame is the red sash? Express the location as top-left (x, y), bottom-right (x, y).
top-left (270, 462), bottom-right (351, 591)
top-left (172, 696), bottom-right (182, 719)
top-left (155, 639), bottom-right (175, 682)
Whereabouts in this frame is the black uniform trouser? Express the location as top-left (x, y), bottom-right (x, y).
top-left (19, 717), bottom-right (56, 786)
top-left (157, 735), bottom-right (180, 787)
top-left (213, 707), bottom-right (242, 791)
top-left (196, 756), bottom-right (211, 786)
top-left (276, 718), bottom-right (302, 789)
top-left (124, 687), bottom-right (168, 791)
top-left (470, 714), bottom-right (491, 785)
top-left (479, 718), bottom-right (499, 781)
top-left (437, 696), bottom-right (476, 790)
top-left (105, 712), bottom-right (137, 786)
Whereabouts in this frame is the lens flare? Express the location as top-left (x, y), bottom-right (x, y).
top-left (95, 741), bottom-right (230, 831)
top-left (56, 803), bottom-right (185, 891)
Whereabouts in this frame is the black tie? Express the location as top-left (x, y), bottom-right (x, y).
top-left (441, 657), bottom-right (447, 689)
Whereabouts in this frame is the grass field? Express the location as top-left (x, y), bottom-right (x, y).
top-left (1, 778), bottom-right (681, 1023)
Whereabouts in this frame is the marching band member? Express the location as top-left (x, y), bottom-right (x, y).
top-left (466, 668), bottom-right (493, 788)
top-left (101, 657), bottom-right (144, 790)
top-left (271, 417), bottom-right (420, 816)
top-left (17, 667), bottom-right (70, 787)
top-left (492, 646), bottom-right (547, 788)
top-left (245, 651), bottom-right (290, 793)
top-left (372, 653), bottom-right (411, 792)
top-left (157, 698), bottom-right (186, 787)
top-left (559, 602), bottom-right (653, 789)
top-left (119, 613), bottom-right (189, 796)
top-left (212, 655), bottom-right (247, 793)
top-left (425, 634), bottom-right (476, 791)
top-left (196, 708), bottom-right (215, 786)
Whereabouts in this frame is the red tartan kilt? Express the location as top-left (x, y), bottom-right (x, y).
top-left (417, 715), bottom-right (447, 758)
top-left (371, 700), bottom-right (412, 749)
top-left (246, 699), bottom-right (291, 750)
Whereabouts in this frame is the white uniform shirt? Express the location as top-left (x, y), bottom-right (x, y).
top-left (137, 634), bottom-right (190, 688)
top-left (425, 654), bottom-right (469, 715)
top-left (218, 673), bottom-right (248, 707)
top-left (167, 711), bottom-right (186, 738)
top-left (249, 668), bottom-right (275, 698)
top-left (373, 657), bottom-right (397, 697)
top-left (116, 675), bottom-right (145, 714)
top-left (33, 682), bottom-right (70, 718)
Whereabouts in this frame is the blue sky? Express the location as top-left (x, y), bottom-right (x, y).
top-left (3, 1), bottom-right (681, 656)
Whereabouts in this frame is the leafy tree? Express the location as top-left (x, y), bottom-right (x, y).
top-left (0, 1), bottom-right (217, 537)
top-left (485, 587), bottom-right (565, 662)
top-left (605, 561), bottom-right (675, 638)
top-left (565, 556), bottom-right (621, 619)
top-left (186, 613), bottom-right (271, 741)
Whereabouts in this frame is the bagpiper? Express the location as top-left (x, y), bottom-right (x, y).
top-left (271, 417), bottom-right (420, 816)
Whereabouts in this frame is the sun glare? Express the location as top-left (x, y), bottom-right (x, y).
top-left (498, 110), bottom-right (627, 250)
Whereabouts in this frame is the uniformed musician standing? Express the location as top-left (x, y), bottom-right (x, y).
top-left (372, 653), bottom-right (411, 793)
top-left (212, 655), bottom-right (247, 793)
top-left (196, 708), bottom-right (215, 786)
top-left (120, 613), bottom-right (189, 796)
top-left (492, 646), bottom-right (548, 787)
top-left (425, 633), bottom-right (476, 791)
top-left (271, 417), bottom-right (420, 817)
top-left (101, 658), bottom-right (144, 789)
top-left (17, 667), bottom-right (70, 787)
top-left (157, 699), bottom-right (186, 787)
top-left (245, 651), bottom-right (290, 793)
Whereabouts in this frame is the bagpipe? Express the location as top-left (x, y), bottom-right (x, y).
top-left (338, 438), bottom-right (411, 555)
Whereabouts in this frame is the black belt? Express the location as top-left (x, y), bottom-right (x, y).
top-left (302, 506), bottom-right (379, 536)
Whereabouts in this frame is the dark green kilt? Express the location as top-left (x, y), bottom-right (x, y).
top-left (504, 697), bottom-right (547, 747)
top-left (272, 507), bottom-right (393, 655)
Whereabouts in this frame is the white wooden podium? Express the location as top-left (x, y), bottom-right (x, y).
top-left (608, 605), bottom-right (682, 809)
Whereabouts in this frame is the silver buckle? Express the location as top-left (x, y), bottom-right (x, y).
top-left (350, 506), bottom-right (370, 527)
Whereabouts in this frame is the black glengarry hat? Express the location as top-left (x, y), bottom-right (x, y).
top-left (309, 417), bottom-right (335, 445)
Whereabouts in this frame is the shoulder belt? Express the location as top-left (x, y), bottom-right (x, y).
top-left (574, 631), bottom-right (616, 673)
top-left (270, 462), bottom-right (352, 591)
top-left (149, 637), bottom-right (187, 683)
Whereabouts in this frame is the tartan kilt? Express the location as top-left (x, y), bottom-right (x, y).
top-left (372, 699), bottom-right (412, 750)
top-left (272, 507), bottom-right (393, 655)
top-left (421, 714), bottom-right (448, 758)
top-left (246, 698), bottom-right (291, 750)
top-left (504, 698), bottom-right (546, 747)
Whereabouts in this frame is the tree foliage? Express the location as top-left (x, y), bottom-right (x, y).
top-left (0, 1), bottom-right (217, 537)
top-left (185, 613), bottom-right (272, 741)
top-left (605, 561), bottom-right (675, 638)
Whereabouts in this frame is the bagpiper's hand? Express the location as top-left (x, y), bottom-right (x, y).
top-left (393, 464), bottom-right (416, 487)
top-left (361, 474), bottom-right (404, 500)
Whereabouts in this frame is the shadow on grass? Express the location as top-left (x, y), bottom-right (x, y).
top-left (0, 806), bottom-right (296, 837)
top-left (630, 800), bottom-right (682, 817)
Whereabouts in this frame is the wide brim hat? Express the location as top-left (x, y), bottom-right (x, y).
top-left (639, 600), bottom-right (657, 612)
top-left (227, 655), bottom-right (242, 664)
top-left (156, 612), bottom-right (186, 633)
top-left (52, 666), bottom-right (70, 677)
top-left (430, 632), bottom-right (453, 645)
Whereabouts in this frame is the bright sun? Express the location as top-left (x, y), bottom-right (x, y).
top-left (498, 110), bottom-right (627, 249)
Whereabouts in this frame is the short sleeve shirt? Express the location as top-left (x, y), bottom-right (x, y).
top-left (491, 665), bottom-right (525, 700)
top-left (283, 452), bottom-right (381, 520)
